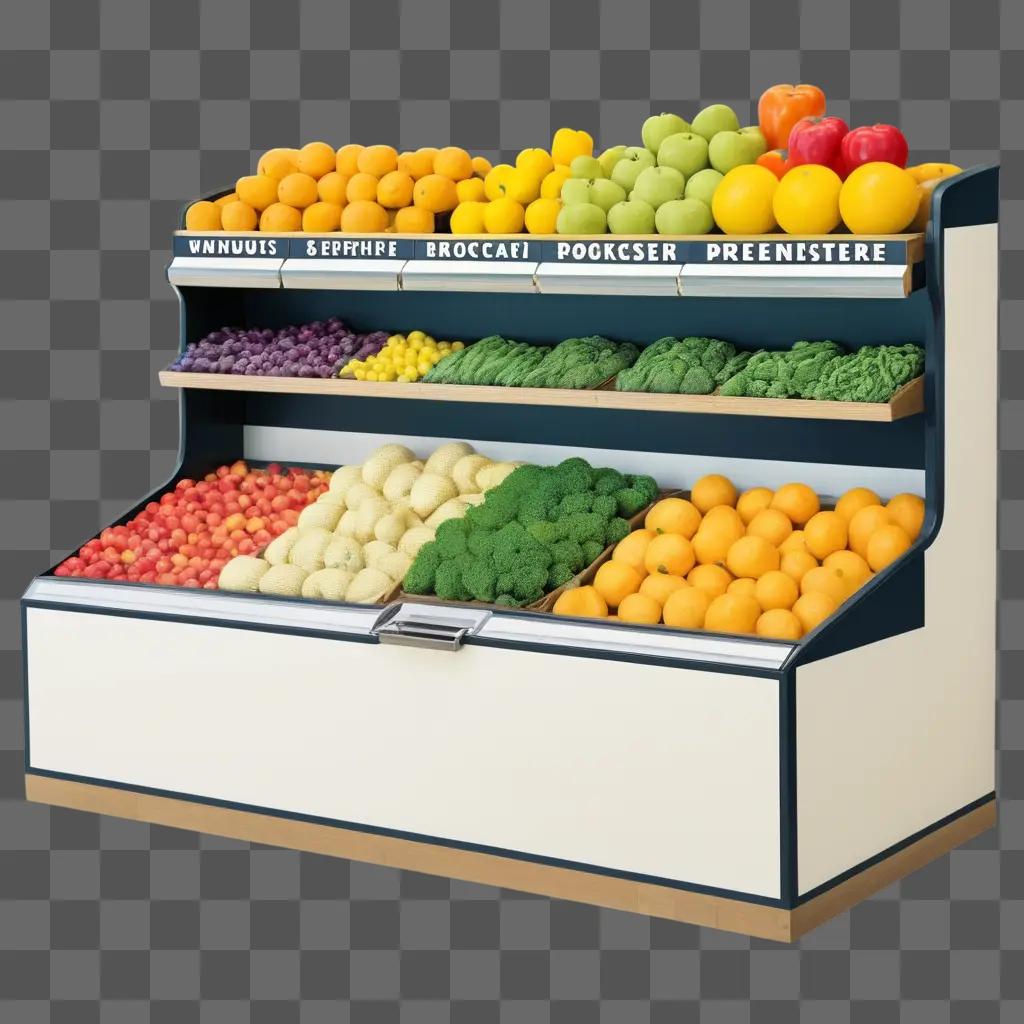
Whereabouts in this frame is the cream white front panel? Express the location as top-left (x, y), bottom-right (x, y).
top-left (27, 607), bottom-right (783, 898)
top-left (796, 222), bottom-right (998, 894)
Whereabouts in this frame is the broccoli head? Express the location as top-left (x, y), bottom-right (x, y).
top-left (467, 529), bottom-right (496, 558)
top-left (517, 492), bottom-right (556, 526)
top-left (628, 474), bottom-right (659, 505)
top-left (434, 518), bottom-right (468, 558)
top-left (434, 559), bottom-right (470, 601)
top-left (510, 564), bottom-right (548, 603)
top-left (494, 593), bottom-right (527, 608)
top-left (605, 517), bottom-right (630, 546)
top-left (593, 468), bottom-right (628, 496)
top-left (403, 543), bottom-right (440, 595)
top-left (550, 539), bottom-right (585, 573)
top-left (465, 490), bottom-right (516, 530)
top-left (547, 563), bottom-right (575, 589)
top-left (462, 560), bottom-right (497, 603)
top-left (581, 540), bottom-right (605, 564)
top-left (563, 511), bottom-right (606, 545)
top-left (678, 366), bottom-right (715, 395)
top-left (496, 571), bottom-right (515, 594)
top-left (551, 457), bottom-right (595, 496)
top-left (526, 520), bottom-right (562, 546)
top-left (615, 487), bottom-right (647, 518)
top-left (557, 492), bottom-right (593, 517)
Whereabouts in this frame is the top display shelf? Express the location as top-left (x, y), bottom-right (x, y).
top-left (167, 230), bottom-right (925, 300)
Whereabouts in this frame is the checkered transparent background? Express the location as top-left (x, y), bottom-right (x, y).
top-left (1, 0), bottom-right (1022, 1019)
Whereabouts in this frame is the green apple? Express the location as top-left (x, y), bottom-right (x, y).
top-left (588, 178), bottom-right (627, 212)
top-left (607, 199), bottom-right (656, 235)
top-left (708, 126), bottom-right (768, 173)
top-left (597, 145), bottom-right (627, 177)
top-left (632, 165), bottom-right (685, 210)
top-left (556, 202), bottom-right (607, 234)
top-left (570, 154), bottom-right (605, 179)
top-left (656, 132), bottom-right (710, 178)
top-left (684, 168), bottom-right (724, 208)
top-left (655, 198), bottom-right (713, 235)
top-left (610, 147), bottom-right (656, 191)
top-left (690, 103), bottom-right (740, 143)
top-left (560, 178), bottom-right (593, 205)
top-left (641, 112), bottom-right (691, 155)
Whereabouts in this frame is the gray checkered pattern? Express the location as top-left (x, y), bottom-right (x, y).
top-left (0, 0), bottom-right (1020, 1018)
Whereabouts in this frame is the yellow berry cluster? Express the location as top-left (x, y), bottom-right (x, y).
top-left (341, 331), bottom-right (464, 382)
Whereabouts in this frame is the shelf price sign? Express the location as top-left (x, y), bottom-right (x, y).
top-left (288, 237), bottom-right (417, 260)
top-left (412, 238), bottom-right (543, 263)
top-left (686, 238), bottom-right (910, 265)
top-left (172, 235), bottom-right (291, 258)
top-left (540, 239), bottom-right (686, 265)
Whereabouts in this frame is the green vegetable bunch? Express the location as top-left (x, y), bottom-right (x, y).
top-left (809, 344), bottom-right (924, 403)
top-left (718, 340), bottom-right (845, 399)
top-left (520, 336), bottom-right (639, 389)
top-left (402, 458), bottom-right (659, 606)
top-left (616, 336), bottom-right (750, 395)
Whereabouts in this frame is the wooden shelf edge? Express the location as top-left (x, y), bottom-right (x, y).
top-left (159, 370), bottom-right (924, 423)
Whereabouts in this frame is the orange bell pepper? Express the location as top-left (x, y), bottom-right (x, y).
top-left (758, 84), bottom-right (827, 150)
top-left (757, 149), bottom-right (790, 179)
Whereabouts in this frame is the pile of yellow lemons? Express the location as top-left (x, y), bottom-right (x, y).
top-left (340, 331), bottom-right (464, 383)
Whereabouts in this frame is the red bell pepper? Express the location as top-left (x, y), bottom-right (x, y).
top-left (840, 124), bottom-right (909, 175)
top-left (787, 116), bottom-right (849, 176)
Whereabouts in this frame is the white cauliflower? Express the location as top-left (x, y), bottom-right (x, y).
top-left (362, 443), bottom-right (415, 489)
top-left (425, 498), bottom-right (468, 528)
top-left (409, 472), bottom-right (458, 518)
top-left (382, 461), bottom-right (422, 502)
top-left (345, 567), bottom-right (395, 604)
top-left (287, 527), bottom-right (333, 573)
top-left (398, 525), bottom-right (435, 558)
top-left (297, 500), bottom-right (343, 532)
top-left (258, 563), bottom-right (308, 597)
top-left (390, 498), bottom-right (422, 526)
top-left (376, 550), bottom-right (412, 584)
top-left (263, 527), bottom-right (299, 567)
top-left (353, 496), bottom-right (390, 543)
top-left (362, 540), bottom-right (396, 570)
top-left (476, 461), bottom-right (522, 491)
top-left (301, 567), bottom-right (354, 601)
top-left (425, 441), bottom-right (474, 477)
top-left (323, 535), bottom-right (364, 573)
top-left (373, 511), bottom-right (407, 546)
top-left (218, 555), bottom-right (270, 592)
top-left (344, 481), bottom-right (380, 511)
top-left (335, 508), bottom-right (358, 537)
top-left (316, 490), bottom-right (347, 508)
top-left (328, 464), bottom-right (362, 497)
top-left (452, 454), bottom-right (492, 494)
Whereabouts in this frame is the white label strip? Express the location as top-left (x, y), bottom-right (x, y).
top-left (400, 260), bottom-right (540, 293)
top-left (167, 256), bottom-right (283, 289)
top-left (680, 263), bottom-right (908, 299)
top-left (279, 258), bottom-right (404, 291)
top-left (535, 262), bottom-right (681, 297)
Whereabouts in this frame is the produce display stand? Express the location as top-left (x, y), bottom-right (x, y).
top-left (22, 166), bottom-right (997, 942)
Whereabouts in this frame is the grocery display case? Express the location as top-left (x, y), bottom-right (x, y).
top-left (22, 165), bottom-right (997, 942)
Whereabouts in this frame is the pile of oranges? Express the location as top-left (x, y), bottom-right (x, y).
top-left (552, 474), bottom-right (924, 640)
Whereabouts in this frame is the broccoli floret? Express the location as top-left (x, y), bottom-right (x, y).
top-left (527, 520), bottom-right (562, 546)
top-left (434, 559), bottom-right (470, 601)
top-left (605, 517), bottom-right (630, 545)
top-left (466, 490), bottom-right (516, 530)
top-left (581, 540), bottom-right (605, 564)
top-left (496, 571), bottom-right (515, 594)
top-left (467, 529), bottom-right (496, 558)
top-left (434, 518), bottom-right (468, 558)
top-left (593, 468), bottom-right (628, 496)
top-left (557, 492), bottom-right (593, 517)
top-left (591, 494), bottom-right (617, 520)
top-left (550, 539), bottom-right (585, 573)
top-left (810, 343), bottom-right (924, 403)
top-left (678, 366), bottom-right (715, 395)
top-left (403, 543), bottom-right (440, 595)
top-left (615, 487), bottom-right (647, 518)
top-left (510, 564), bottom-right (548, 603)
top-left (462, 560), bottom-right (497, 603)
top-left (552, 457), bottom-right (594, 496)
top-left (563, 511), bottom-right (606, 545)
top-left (498, 464), bottom-right (546, 499)
top-left (517, 493), bottom-right (556, 526)
top-left (628, 474), bottom-right (659, 505)
top-left (494, 593), bottom-right (527, 608)
top-left (492, 521), bottom-right (531, 570)
top-left (547, 563), bottom-right (575, 589)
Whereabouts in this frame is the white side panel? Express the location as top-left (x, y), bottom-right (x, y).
top-left (797, 223), bottom-right (998, 894)
top-left (244, 426), bottom-right (924, 500)
top-left (27, 608), bottom-right (782, 898)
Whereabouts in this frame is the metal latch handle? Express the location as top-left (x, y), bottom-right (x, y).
top-left (374, 617), bottom-right (468, 651)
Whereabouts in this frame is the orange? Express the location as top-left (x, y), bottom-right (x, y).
top-left (887, 493), bottom-right (925, 541)
top-left (662, 586), bottom-right (710, 630)
top-left (219, 200), bottom-right (257, 231)
top-left (236, 174), bottom-right (279, 211)
top-left (593, 560), bottom-right (643, 609)
top-left (258, 203), bottom-right (301, 232)
top-left (757, 609), bottom-right (804, 641)
top-left (317, 172), bottom-right (349, 207)
top-left (278, 172), bottom-right (319, 209)
top-left (397, 148), bottom-right (437, 180)
top-left (617, 592), bottom-right (662, 625)
top-left (456, 177), bottom-right (486, 203)
top-left (185, 200), bottom-right (222, 231)
top-left (746, 508), bottom-right (792, 547)
top-left (848, 504), bottom-right (893, 558)
top-left (839, 162), bottom-right (920, 234)
top-left (639, 573), bottom-right (688, 606)
top-left (552, 585), bottom-right (608, 618)
top-left (822, 550), bottom-right (871, 589)
top-left (754, 570), bottom-right (799, 611)
top-left (645, 497), bottom-right (702, 539)
top-left (471, 155), bottom-right (492, 177)
top-left (393, 206), bottom-right (434, 233)
top-left (793, 592), bottom-right (837, 634)
top-left (644, 534), bottom-right (696, 577)
top-left (737, 487), bottom-right (773, 525)
top-left (725, 535), bottom-right (780, 579)
top-left (346, 172), bottom-right (380, 203)
top-left (357, 145), bottom-right (399, 177)
top-left (727, 577), bottom-right (757, 599)
top-left (297, 141), bottom-right (336, 179)
top-left (302, 201), bottom-right (342, 232)
top-left (866, 524), bottom-right (912, 572)
top-left (215, 192), bottom-right (238, 206)
top-left (687, 563), bottom-right (733, 599)
top-left (612, 528), bottom-right (655, 575)
top-left (779, 530), bottom-right (808, 555)
top-left (803, 511), bottom-right (849, 561)
top-left (433, 146), bottom-right (473, 181)
top-left (340, 200), bottom-right (389, 233)
top-left (773, 164), bottom-right (843, 234)
top-left (414, 174), bottom-right (459, 213)
top-left (712, 165), bottom-right (779, 234)
top-left (800, 565), bottom-right (854, 605)
top-left (770, 483), bottom-right (820, 526)
top-left (835, 486), bottom-right (881, 522)
top-left (377, 170), bottom-right (415, 209)
top-left (705, 593), bottom-right (761, 635)
top-left (780, 549), bottom-right (818, 584)
top-left (691, 474), bottom-right (737, 513)
top-left (258, 148), bottom-right (300, 179)
top-left (336, 144), bottom-right (364, 176)
top-left (692, 509), bottom-right (745, 565)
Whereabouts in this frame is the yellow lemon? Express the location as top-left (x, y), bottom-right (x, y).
top-left (500, 168), bottom-right (541, 204)
top-left (524, 197), bottom-right (561, 234)
top-left (551, 127), bottom-right (594, 168)
top-left (483, 197), bottom-right (525, 234)
top-left (541, 165), bottom-right (572, 199)
top-left (516, 148), bottom-right (554, 179)
top-left (839, 162), bottom-right (920, 234)
top-left (450, 201), bottom-right (487, 234)
top-left (484, 164), bottom-right (515, 202)
top-left (773, 164), bottom-right (843, 234)
top-left (711, 165), bottom-right (779, 234)
top-left (456, 177), bottom-right (486, 203)
top-left (906, 162), bottom-right (961, 184)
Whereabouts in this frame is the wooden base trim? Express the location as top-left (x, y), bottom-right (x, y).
top-left (25, 775), bottom-right (994, 943)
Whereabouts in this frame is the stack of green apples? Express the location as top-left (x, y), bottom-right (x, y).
top-left (556, 105), bottom-right (767, 235)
